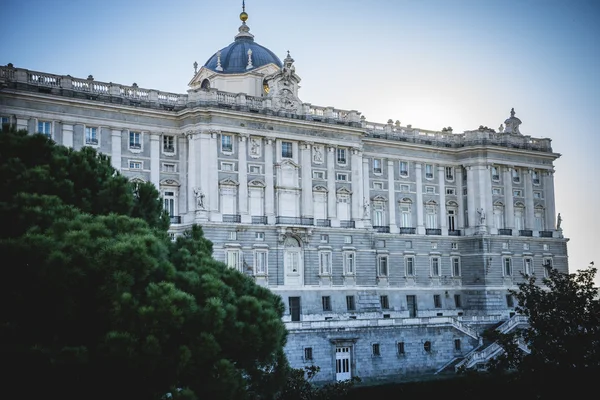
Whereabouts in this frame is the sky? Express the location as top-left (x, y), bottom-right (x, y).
top-left (2, 0), bottom-right (599, 286)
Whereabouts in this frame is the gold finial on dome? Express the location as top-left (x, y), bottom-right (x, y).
top-left (240, 0), bottom-right (248, 22)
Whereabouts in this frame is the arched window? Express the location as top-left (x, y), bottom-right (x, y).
top-left (399, 198), bottom-right (412, 228)
top-left (514, 202), bottom-right (525, 231)
top-left (493, 202), bottom-right (505, 229)
top-left (201, 79), bottom-right (210, 90)
top-left (446, 201), bottom-right (458, 231)
top-left (534, 205), bottom-right (545, 231)
top-left (425, 201), bottom-right (438, 229)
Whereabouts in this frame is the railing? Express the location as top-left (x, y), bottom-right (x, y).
top-left (498, 228), bottom-right (512, 236)
top-left (85, 138), bottom-right (99, 145)
top-left (169, 216), bottom-right (181, 224)
top-left (539, 230), bottom-right (553, 238)
top-left (399, 227), bottom-right (416, 234)
top-left (340, 220), bottom-right (355, 228)
top-left (251, 216), bottom-right (268, 225)
top-left (223, 214), bottom-right (241, 223)
top-left (426, 228), bottom-right (442, 235)
top-left (448, 229), bottom-right (461, 236)
top-left (276, 216), bottom-right (314, 226)
top-left (519, 230), bottom-right (533, 237)
top-left (316, 219), bottom-right (331, 227)
top-left (286, 315), bottom-right (475, 332)
top-left (373, 225), bottom-right (390, 233)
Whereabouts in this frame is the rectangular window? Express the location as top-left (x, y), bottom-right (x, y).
top-left (454, 339), bottom-right (462, 351)
top-left (1, 116), bottom-right (10, 127)
top-left (524, 257), bottom-right (533, 275)
top-left (492, 187), bottom-right (502, 195)
top-left (431, 257), bottom-right (440, 277)
top-left (405, 257), bottom-right (415, 276)
top-left (400, 184), bottom-right (410, 192)
top-left (228, 231), bottom-right (237, 240)
top-left (85, 126), bottom-right (98, 145)
top-left (446, 187), bottom-right (456, 195)
top-left (322, 296), bottom-right (332, 312)
top-left (504, 258), bottom-right (512, 276)
top-left (373, 181), bottom-right (384, 190)
top-left (226, 250), bottom-right (241, 271)
top-left (221, 134), bottom-right (233, 153)
top-left (129, 131), bottom-right (141, 149)
top-left (304, 347), bottom-right (313, 361)
top-left (452, 257), bottom-right (461, 277)
top-left (346, 295), bottom-right (356, 311)
top-left (372, 343), bottom-right (380, 356)
top-left (162, 163), bottom-right (176, 173)
top-left (254, 250), bottom-right (267, 275)
top-left (336, 173), bottom-right (348, 181)
top-left (255, 232), bottom-right (265, 241)
top-left (398, 161), bottom-right (409, 178)
top-left (434, 294), bottom-right (442, 308)
top-left (38, 120), bottom-right (52, 137)
top-left (319, 251), bottom-right (332, 275)
top-left (281, 141), bottom-right (293, 158)
top-left (378, 255), bottom-right (388, 277)
top-left (373, 158), bottom-right (383, 174)
top-left (221, 162), bottom-right (234, 171)
top-left (344, 252), bottom-right (355, 275)
top-left (513, 189), bottom-right (523, 197)
top-left (337, 148), bottom-right (347, 164)
top-left (344, 235), bottom-right (352, 244)
top-left (249, 165), bottom-right (261, 174)
top-left (163, 135), bottom-right (175, 152)
top-left (543, 258), bottom-right (553, 277)
top-left (289, 297), bottom-right (301, 322)
top-left (451, 242), bottom-right (458, 250)
top-left (425, 186), bottom-right (435, 194)
top-left (425, 164), bottom-right (434, 179)
top-left (454, 294), bottom-right (462, 308)
top-left (512, 168), bottom-right (520, 183)
top-left (534, 191), bottom-right (543, 199)
top-left (397, 342), bottom-right (405, 355)
top-left (502, 242), bottom-right (509, 250)
top-left (320, 234), bottom-right (328, 243)
top-left (445, 166), bottom-right (454, 181)
top-left (492, 166), bottom-right (500, 181)
top-left (163, 191), bottom-right (175, 217)
top-left (129, 160), bottom-right (142, 169)
top-left (532, 170), bottom-right (540, 185)
top-left (380, 295), bottom-right (390, 310)
top-left (313, 170), bottom-right (325, 179)
top-left (506, 294), bottom-right (514, 308)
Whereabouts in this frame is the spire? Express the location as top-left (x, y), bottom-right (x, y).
top-left (235, 0), bottom-right (254, 41)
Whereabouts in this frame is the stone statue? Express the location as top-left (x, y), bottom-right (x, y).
top-left (363, 198), bottom-right (371, 219)
top-left (477, 207), bottom-right (486, 225)
top-left (557, 213), bottom-right (562, 230)
top-left (498, 124), bottom-right (504, 133)
top-left (250, 138), bottom-right (260, 155)
top-left (313, 146), bottom-right (323, 162)
top-left (193, 187), bottom-right (205, 210)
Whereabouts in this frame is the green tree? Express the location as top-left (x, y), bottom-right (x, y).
top-left (0, 127), bottom-right (288, 400)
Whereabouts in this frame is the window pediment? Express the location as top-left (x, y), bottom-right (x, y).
top-left (371, 194), bottom-right (387, 202)
top-left (219, 178), bottom-right (239, 186)
top-left (160, 178), bottom-right (180, 186)
top-left (336, 187), bottom-right (352, 195)
top-left (399, 197), bottom-right (412, 204)
top-left (129, 176), bottom-right (146, 184)
top-left (313, 185), bottom-right (328, 192)
top-left (278, 159), bottom-right (299, 168)
top-left (248, 179), bottom-right (266, 187)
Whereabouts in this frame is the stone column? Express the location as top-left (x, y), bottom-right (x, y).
top-left (16, 116), bottom-right (28, 131)
top-left (388, 160), bottom-right (397, 233)
top-left (466, 166), bottom-right (476, 231)
top-left (208, 131), bottom-right (219, 218)
top-left (238, 135), bottom-right (250, 223)
top-left (264, 138), bottom-right (275, 224)
top-left (186, 132), bottom-right (197, 216)
top-left (503, 166), bottom-right (515, 231)
top-left (352, 149), bottom-right (364, 226)
top-left (456, 166), bottom-right (465, 230)
top-left (415, 163), bottom-right (425, 234)
top-left (110, 129), bottom-right (122, 171)
top-left (301, 142), bottom-right (313, 219)
top-left (544, 170), bottom-right (556, 230)
top-left (438, 165), bottom-right (447, 235)
top-left (362, 157), bottom-right (371, 227)
top-left (327, 146), bottom-right (337, 226)
top-left (150, 133), bottom-right (160, 188)
top-left (484, 165), bottom-right (495, 233)
top-left (62, 123), bottom-right (74, 148)
top-left (524, 169), bottom-right (535, 230)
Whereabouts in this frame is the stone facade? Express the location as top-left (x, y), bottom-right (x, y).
top-left (0, 10), bottom-right (567, 384)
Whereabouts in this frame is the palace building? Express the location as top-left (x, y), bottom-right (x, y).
top-left (0, 6), bottom-right (567, 384)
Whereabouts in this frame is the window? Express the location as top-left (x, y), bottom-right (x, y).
top-left (447, 208), bottom-right (457, 231)
top-left (249, 165), bottom-right (261, 174)
top-left (281, 141), bottom-right (293, 158)
top-left (1, 116), bottom-right (10, 127)
top-left (344, 252), bottom-right (355, 275)
top-left (463, 188), bottom-right (467, 196)
top-left (129, 160), bottom-right (142, 169)
top-left (400, 202), bottom-right (412, 227)
top-left (512, 168), bottom-right (520, 183)
top-left (451, 242), bottom-right (458, 250)
top-left (319, 251), bottom-right (332, 275)
top-left (431, 242), bottom-right (438, 250)
top-left (425, 203), bottom-right (438, 229)
top-left (254, 250), bottom-right (268, 275)
top-left (320, 234), bottom-right (328, 243)
top-left (337, 148), bottom-right (347, 164)
top-left (446, 187), bottom-right (456, 195)
top-left (524, 257), bottom-right (533, 275)
top-left (543, 243), bottom-right (549, 251)
top-left (373, 182), bottom-right (384, 190)
top-left (543, 258), bottom-right (553, 277)
top-left (433, 294), bottom-right (442, 308)
top-left (344, 235), bottom-right (352, 244)
top-left (534, 207), bottom-right (545, 231)
top-left (452, 257), bottom-right (461, 277)
top-left (492, 187), bottom-right (502, 195)
top-left (405, 240), bottom-right (412, 249)
top-left (163, 190), bottom-right (175, 217)
top-left (255, 232), bottom-right (264, 241)
top-left (380, 295), bottom-right (390, 309)
top-left (431, 257), bottom-right (440, 277)
top-left (322, 296), bottom-right (332, 311)
top-left (454, 294), bottom-right (462, 308)
top-left (400, 184), bottom-right (410, 193)
top-left (397, 342), bottom-right (405, 355)
top-left (289, 297), bottom-right (301, 322)
top-left (491, 166), bottom-right (500, 181)
top-left (425, 164), bottom-right (434, 179)
top-left (502, 241), bottom-right (509, 250)
top-left (336, 173), bottom-right (348, 181)
top-left (373, 158), bottom-right (383, 174)
top-left (423, 341), bottom-right (432, 352)
top-left (163, 135), bottom-right (175, 152)
top-left (346, 295), bottom-right (356, 311)
top-left (304, 347), bottom-right (313, 361)
top-left (85, 126), bottom-right (98, 145)
top-left (399, 161), bottom-right (409, 177)
top-left (534, 191), bottom-right (543, 199)
top-left (378, 255), bottom-right (388, 277)
top-left (226, 250), bottom-right (241, 272)
top-left (532, 170), bottom-right (540, 185)
top-left (523, 243), bottom-right (530, 251)
top-left (228, 231), bottom-right (237, 240)
top-left (221, 162), bottom-right (234, 171)
top-left (221, 134), bottom-right (233, 153)
top-left (425, 186), bottom-right (435, 194)
top-left (445, 167), bottom-right (454, 181)
top-left (504, 258), bottom-right (512, 276)
top-left (405, 257), bottom-right (415, 276)
top-left (129, 131), bottom-right (141, 149)
top-left (506, 294), bottom-right (514, 308)
top-left (372, 343), bottom-right (381, 356)
top-left (513, 189), bottom-right (523, 197)
top-left (162, 163), bottom-right (176, 173)
top-left (313, 170), bottom-right (325, 179)
top-left (37, 120), bottom-right (52, 137)
top-left (454, 339), bottom-right (462, 351)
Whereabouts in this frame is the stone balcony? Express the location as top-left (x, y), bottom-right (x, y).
top-left (1, 64), bottom-right (553, 153)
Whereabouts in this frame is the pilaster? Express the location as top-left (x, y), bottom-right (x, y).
top-left (524, 168), bottom-right (535, 230)
top-left (361, 157), bottom-right (370, 228)
top-left (239, 135), bottom-right (250, 223)
top-left (62, 123), bottom-right (74, 148)
top-left (388, 160), bottom-right (398, 233)
top-left (466, 166), bottom-right (476, 233)
top-left (110, 128), bottom-right (122, 171)
top-left (265, 138), bottom-right (275, 224)
top-left (150, 133), bottom-right (160, 188)
top-left (437, 165), bottom-right (447, 235)
top-left (503, 166), bottom-right (515, 231)
top-left (301, 142), bottom-right (313, 219)
top-left (456, 166), bottom-right (465, 229)
top-left (415, 163), bottom-right (425, 234)
top-left (544, 170), bottom-right (556, 231)
top-left (207, 130), bottom-right (220, 220)
top-left (327, 146), bottom-right (337, 226)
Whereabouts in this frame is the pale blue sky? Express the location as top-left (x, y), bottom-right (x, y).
top-left (3, 0), bottom-right (599, 285)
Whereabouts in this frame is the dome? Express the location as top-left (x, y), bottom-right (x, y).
top-left (204, 37), bottom-right (282, 74)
